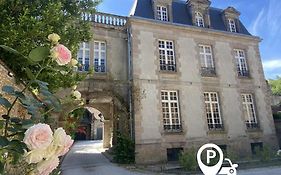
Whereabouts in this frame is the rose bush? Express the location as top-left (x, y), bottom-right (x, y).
top-left (23, 123), bottom-right (53, 150)
top-left (0, 33), bottom-right (84, 175)
top-left (24, 124), bottom-right (73, 174)
top-left (51, 44), bottom-right (72, 66)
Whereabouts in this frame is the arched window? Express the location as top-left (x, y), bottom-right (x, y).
top-left (195, 12), bottom-right (204, 27)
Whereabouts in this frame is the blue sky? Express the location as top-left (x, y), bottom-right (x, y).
top-left (97, 0), bottom-right (281, 79)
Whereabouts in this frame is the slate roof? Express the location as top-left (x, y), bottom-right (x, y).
top-left (131, 0), bottom-right (251, 35)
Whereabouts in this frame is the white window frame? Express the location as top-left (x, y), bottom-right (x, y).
top-left (241, 94), bottom-right (258, 128)
top-left (156, 5), bottom-right (168, 21)
top-left (228, 18), bottom-right (237, 32)
top-left (77, 42), bottom-right (90, 72)
top-left (199, 45), bottom-right (214, 68)
top-left (158, 39), bottom-right (176, 71)
top-left (234, 49), bottom-right (248, 77)
top-left (195, 12), bottom-right (204, 27)
top-left (204, 92), bottom-right (223, 130)
top-left (161, 90), bottom-right (181, 131)
top-left (94, 41), bottom-right (106, 73)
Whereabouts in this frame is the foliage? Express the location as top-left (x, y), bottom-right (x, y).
top-left (273, 112), bottom-right (281, 120)
top-left (269, 76), bottom-right (281, 96)
top-left (113, 132), bottom-right (135, 164)
top-left (0, 34), bottom-right (84, 174)
top-left (179, 148), bottom-right (198, 171)
top-left (254, 145), bottom-right (275, 162)
top-left (64, 108), bottom-right (86, 138)
top-left (0, 0), bottom-right (100, 92)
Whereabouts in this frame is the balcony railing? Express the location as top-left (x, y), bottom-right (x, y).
top-left (208, 123), bottom-right (224, 130)
top-left (94, 65), bottom-right (106, 73)
top-left (83, 12), bottom-right (127, 26)
top-left (238, 69), bottom-right (250, 77)
top-left (78, 64), bottom-right (89, 72)
top-left (164, 124), bottom-right (182, 132)
top-left (160, 63), bottom-right (177, 72)
top-left (246, 121), bottom-right (259, 129)
top-left (201, 67), bottom-right (216, 77)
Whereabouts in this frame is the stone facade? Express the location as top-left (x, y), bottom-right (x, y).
top-left (0, 60), bottom-right (27, 118)
top-left (128, 0), bottom-right (279, 164)
top-left (1, 0), bottom-right (278, 164)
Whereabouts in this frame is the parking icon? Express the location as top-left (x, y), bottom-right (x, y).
top-left (197, 143), bottom-right (238, 175)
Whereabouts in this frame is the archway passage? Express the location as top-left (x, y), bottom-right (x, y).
top-left (74, 107), bottom-right (107, 143)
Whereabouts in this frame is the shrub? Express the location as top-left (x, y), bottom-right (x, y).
top-left (179, 148), bottom-right (198, 171)
top-left (254, 146), bottom-right (274, 162)
top-left (113, 133), bottom-right (135, 164)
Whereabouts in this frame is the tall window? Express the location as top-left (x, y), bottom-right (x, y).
top-left (94, 41), bottom-right (106, 73)
top-left (161, 90), bottom-right (181, 131)
top-left (234, 49), bottom-right (249, 77)
top-left (228, 19), bottom-right (236, 32)
top-left (242, 94), bottom-right (258, 129)
top-left (199, 45), bottom-right (215, 76)
top-left (204, 92), bottom-right (223, 130)
top-left (159, 40), bottom-right (176, 72)
top-left (195, 12), bottom-right (204, 27)
top-left (156, 6), bottom-right (168, 21)
top-left (77, 42), bottom-right (90, 72)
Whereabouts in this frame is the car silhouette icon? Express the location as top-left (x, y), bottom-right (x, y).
top-left (218, 158), bottom-right (238, 175)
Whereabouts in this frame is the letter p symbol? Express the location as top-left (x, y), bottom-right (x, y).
top-left (207, 150), bottom-right (216, 164)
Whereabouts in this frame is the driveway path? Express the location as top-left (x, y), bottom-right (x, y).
top-left (61, 140), bottom-right (147, 175)
top-left (61, 141), bottom-right (281, 175)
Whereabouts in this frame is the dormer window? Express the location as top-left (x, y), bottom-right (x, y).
top-left (156, 5), bottom-right (168, 21)
top-left (228, 18), bottom-right (236, 32)
top-left (195, 12), bottom-right (204, 27)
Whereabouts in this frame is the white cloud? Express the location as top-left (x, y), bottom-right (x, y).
top-left (250, 8), bottom-right (264, 35)
top-left (263, 59), bottom-right (281, 70)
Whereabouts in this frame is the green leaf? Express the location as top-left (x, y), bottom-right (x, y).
top-left (0, 136), bottom-right (9, 147)
top-left (0, 161), bottom-right (3, 174)
top-left (25, 67), bottom-right (35, 80)
top-left (0, 97), bottom-right (11, 109)
top-left (2, 85), bottom-right (15, 94)
top-left (28, 47), bottom-right (49, 62)
top-left (14, 91), bottom-right (25, 99)
top-left (0, 45), bottom-right (25, 58)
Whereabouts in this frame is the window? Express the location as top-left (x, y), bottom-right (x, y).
top-left (234, 49), bottom-right (249, 77)
top-left (228, 19), bottom-right (236, 32)
top-left (159, 40), bottom-right (176, 72)
top-left (242, 94), bottom-right (258, 129)
top-left (94, 41), bottom-right (106, 73)
top-left (199, 45), bottom-right (215, 76)
top-left (77, 42), bottom-right (90, 72)
top-left (251, 142), bottom-right (263, 155)
top-left (204, 92), bottom-right (223, 130)
top-left (156, 6), bottom-right (168, 21)
top-left (195, 12), bottom-right (204, 27)
top-left (161, 90), bottom-right (181, 131)
top-left (167, 148), bottom-right (183, 161)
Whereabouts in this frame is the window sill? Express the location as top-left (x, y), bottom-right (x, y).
top-left (246, 128), bottom-right (262, 133)
top-left (238, 75), bottom-right (251, 79)
top-left (159, 70), bottom-right (178, 74)
top-left (207, 129), bottom-right (226, 135)
top-left (162, 129), bottom-right (183, 135)
top-left (201, 74), bottom-right (217, 78)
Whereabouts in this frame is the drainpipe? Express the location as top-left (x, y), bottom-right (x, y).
top-left (127, 24), bottom-right (134, 141)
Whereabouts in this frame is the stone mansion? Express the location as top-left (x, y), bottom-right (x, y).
top-left (75, 0), bottom-right (279, 164)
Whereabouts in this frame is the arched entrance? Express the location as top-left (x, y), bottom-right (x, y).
top-left (69, 106), bottom-right (112, 148)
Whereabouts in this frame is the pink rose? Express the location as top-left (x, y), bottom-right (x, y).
top-left (35, 156), bottom-right (59, 175)
top-left (23, 123), bottom-right (53, 150)
top-left (53, 128), bottom-right (74, 156)
top-left (51, 44), bottom-right (72, 65)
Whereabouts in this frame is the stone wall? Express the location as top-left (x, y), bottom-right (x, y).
top-left (130, 18), bottom-right (279, 164)
top-left (0, 60), bottom-right (27, 118)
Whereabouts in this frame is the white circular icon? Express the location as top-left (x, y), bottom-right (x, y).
top-left (197, 143), bottom-right (224, 175)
